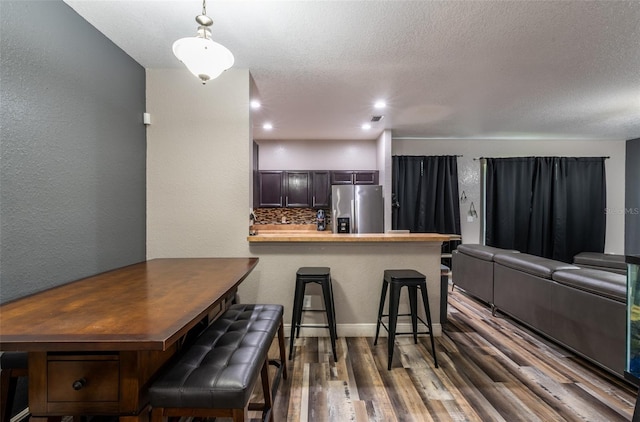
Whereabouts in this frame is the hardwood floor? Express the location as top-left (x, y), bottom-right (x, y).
top-left (263, 288), bottom-right (637, 421)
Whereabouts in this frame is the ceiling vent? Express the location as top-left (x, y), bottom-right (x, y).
top-left (371, 115), bottom-right (384, 122)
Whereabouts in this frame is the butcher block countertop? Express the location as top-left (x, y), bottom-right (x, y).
top-left (247, 224), bottom-right (452, 243)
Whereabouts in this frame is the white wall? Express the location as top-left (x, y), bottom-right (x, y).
top-left (146, 68), bottom-right (253, 258)
top-left (393, 139), bottom-right (626, 254)
top-left (256, 139), bottom-right (377, 170)
top-left (377, 130), bottom-right (393, 232)
top-left (145, 73), bottom-right (445, 333)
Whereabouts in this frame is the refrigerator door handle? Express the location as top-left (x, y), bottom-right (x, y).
top-left (351, 199), bottom-right (356, 233)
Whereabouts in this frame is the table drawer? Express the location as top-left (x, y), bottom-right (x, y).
top-left (47, 359), bottom-right (119, 402)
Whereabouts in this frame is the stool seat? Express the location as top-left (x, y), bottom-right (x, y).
top-left (297, 267), bottom-right (331, 277)
top-left (290, 267), bottom-right (337, 361)
top-left (375, 269), bottom-right (438, 370)
top-left (385, 269), bottom-right (425, 281)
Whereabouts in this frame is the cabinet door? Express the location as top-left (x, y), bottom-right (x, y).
top-left (354, 171), bottom-right (379, 185)
top-left (258, 171), bottom-right (284, 207)
top-left (285, 171), bottom-right (311, 207)
top-left (311, 171), bottom-right (331, 208)
top-left (330, 171), bottom-right (354, 185)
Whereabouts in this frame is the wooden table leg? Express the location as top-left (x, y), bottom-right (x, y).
top-left (119, 404), bottom-right (150, 422)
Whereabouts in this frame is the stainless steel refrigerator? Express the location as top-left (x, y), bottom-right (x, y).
top-left (332, 185), bottom-right (384, 233)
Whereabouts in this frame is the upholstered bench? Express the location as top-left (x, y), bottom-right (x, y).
top-left (550, 268), bottom-right (626, 374)
top-left (493, 253), bottom-right (579, 329)
top-left (149, 304), bottom-right (286, 422)
top-left (573, 252), bottom-right (627, 275)
top-left (452, 244), bottom-right (519, 306)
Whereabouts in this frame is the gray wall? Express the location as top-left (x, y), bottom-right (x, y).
top-left (627, 138), bottom-right (640, 256)
top-left (0, 1), bottom-right (146, 304)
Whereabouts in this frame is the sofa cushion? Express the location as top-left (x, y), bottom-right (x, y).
top-left (573, 252), bottom-right (627, 270)
top-left (552, 268), bottom-right (626, 302)
top-left (457, 244), bottom-right (519, 262)
top-left (493, 253), bottom-right (579, 279)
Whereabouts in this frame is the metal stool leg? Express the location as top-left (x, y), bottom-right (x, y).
top-left (419, 283), bottom-right (438, 368)
top-left (387, 283), bottom-right (401, 370)
top-left (321, 279), bottom-right (338, 361)
top-left (408, 285), bottom-right (419, 344)
top-left (289, 278), bottom-right (306, 360)
top-left (374, 279), bottom-right (388, 345)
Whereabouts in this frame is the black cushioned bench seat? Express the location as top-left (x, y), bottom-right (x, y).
top-left (493, 253), bottom-right (579, 279)
top-left (457, 244), bottom-right (519, 261)
top-left (452, 244), bottom-right (519, 306)
top-left (573, 252), bottom-right (627, 275)
top-left (552, 268), bottom-right (626, 302)
top-left (150, 304), bottom-right (285, 422)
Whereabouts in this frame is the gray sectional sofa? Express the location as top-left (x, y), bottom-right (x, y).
top-left (452, 244), bottom-right (627, 378)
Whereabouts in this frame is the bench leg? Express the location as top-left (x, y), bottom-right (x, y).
top-left (150, 408), bottom-right (164, 422)
top-left (1, 369), bottom-right (16, 422)
top-left (277, 317), bottom-right (288, 380)
top-left (261, 357), bottom-right (273, 422)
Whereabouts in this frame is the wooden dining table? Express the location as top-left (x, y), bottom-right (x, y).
top-left (0, 257), bottom-right (259, 422)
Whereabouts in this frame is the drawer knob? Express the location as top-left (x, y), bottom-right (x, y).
top-left (72, 378), bottom-right (87, 390)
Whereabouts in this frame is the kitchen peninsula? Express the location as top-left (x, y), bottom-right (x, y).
top-left (247, 225), bottom-right (452, 338)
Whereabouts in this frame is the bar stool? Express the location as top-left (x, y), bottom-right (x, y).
top-left (374, 269), bottom-right (438, 370)
top-left (1, 352), bottom-right (28, 422)
top-left (289, 267), bottom-right (338, 361)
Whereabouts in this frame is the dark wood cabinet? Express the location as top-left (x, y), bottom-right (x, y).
top-left (256, 169), bottom-right (378, 208)
top-left (331, 170), bottom-right (378, 185)
top-left (354, 171), bottom-right (378, 185)
top-left (311, 171), bottom-right (331, 208)
top-left (285, 171), bottom-right (311, 207)
top-left (330, 171), bottom-right (354, 185)
top-left (258, 171), bottom-right (284, 207)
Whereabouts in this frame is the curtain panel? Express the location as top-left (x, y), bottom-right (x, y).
top-left (392, 155), bottom-right (461, 234)
top-left (485, 156), bottom-right (606, 263)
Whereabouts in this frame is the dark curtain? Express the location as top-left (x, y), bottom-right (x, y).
top-left (552, 157), bottom-right (607, 262)
top-left (392, 155), bottom-right (461, 234)
top-left (485, 156), bottom-right (606, 262)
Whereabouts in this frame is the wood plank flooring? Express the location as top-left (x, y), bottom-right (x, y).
top-left (259, 288), bottom-right (637, 421)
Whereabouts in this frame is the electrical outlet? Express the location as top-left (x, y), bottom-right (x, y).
top-left (303, 295), bottom-right (312, 308)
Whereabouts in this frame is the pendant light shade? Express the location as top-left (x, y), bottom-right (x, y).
top-left (173, 0), bottom-right (234, 84)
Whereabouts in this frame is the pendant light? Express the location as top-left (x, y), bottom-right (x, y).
top-left (172, 0), bottom-right (234, 84)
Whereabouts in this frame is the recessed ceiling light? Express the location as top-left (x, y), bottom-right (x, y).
top-left (250, 100), bottom-right (261, 109)
top-left (263, 122), bottom-right (273, 130)
top-left (361, 123), bottom-right (372, 130)
top-left (374, 100), bottom-right (386, 109)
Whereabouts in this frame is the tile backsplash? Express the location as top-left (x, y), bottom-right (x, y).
top-left (253, 208), bottom-right (331, 225)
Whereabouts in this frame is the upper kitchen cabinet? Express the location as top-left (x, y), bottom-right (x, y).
top-left (285, 171), bottom-right (311, 207)
top-left (258, 171), bottom-right (284, 207)
top-left (354, 171), bottom-right (379, 184)
top-left (330, 171), bottom-right (379, 185)
top-left (311, 171), bottom-right (331, 208)
top-left (256, 169), bottom-right (378, 208)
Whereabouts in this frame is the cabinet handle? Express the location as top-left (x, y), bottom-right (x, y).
top-left (286, 196), bottom-right (289, 206)
top-left (313, 196), bottom-right (316, 206)
top-left (72, 378), bottom-right (87, 391)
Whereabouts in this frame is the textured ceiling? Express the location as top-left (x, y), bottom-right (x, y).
top-left (64, 0), bottom-right (640, 141)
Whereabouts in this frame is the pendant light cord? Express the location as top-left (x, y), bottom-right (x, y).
top-left (202, 0), bottom-right (207, 16)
